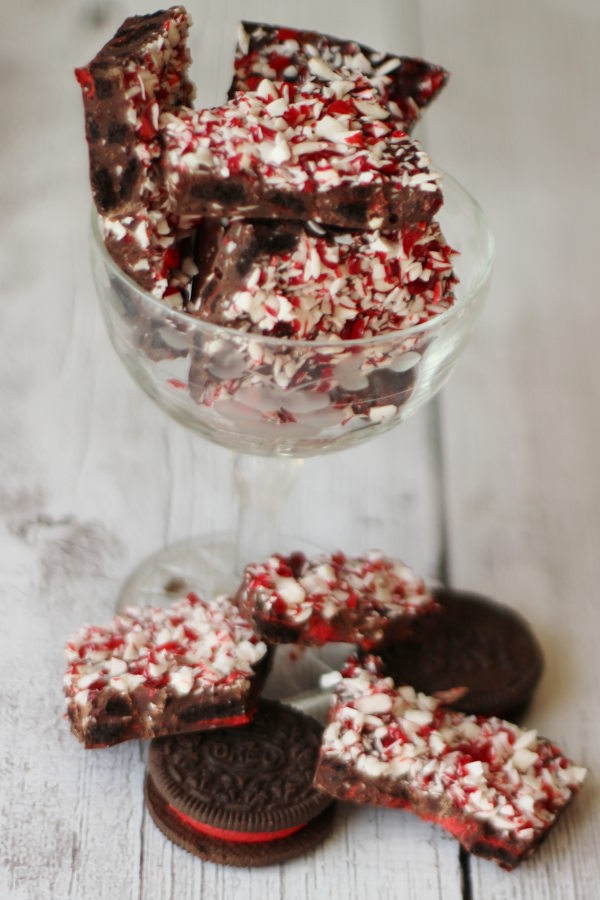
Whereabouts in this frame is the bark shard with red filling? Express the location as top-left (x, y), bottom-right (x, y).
top-left (63, 592), bottom-right (270, 748)
top-left (314, 658), bottom-right (587, 870)
top-left (231, 22), bottom-right (449, 133)
top-left (161, 76), bottom-right (443, 231)
top-left (235, 551), bottom-right (440, 649)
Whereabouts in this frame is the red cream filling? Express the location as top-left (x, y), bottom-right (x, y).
top-left (169, 806), bottom-right (306, 843)
top-left (194, 712), bottom-right (251, 730)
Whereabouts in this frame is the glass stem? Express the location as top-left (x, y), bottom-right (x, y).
top-left (233, 454), bottom-right (304, 574)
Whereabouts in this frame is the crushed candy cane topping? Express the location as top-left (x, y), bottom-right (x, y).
top-left (161, 75), bottom-right (442, 208)
top-left (322, 658), bottom-right (587, 840)
top-left (232, 22), bottom-right (448, 131)
top-left (195, 218), bottom-right (456, 339)
top-left (242, 550), bottom-right (437, 631)
top-left (64, 592), bottom-right (268, 707)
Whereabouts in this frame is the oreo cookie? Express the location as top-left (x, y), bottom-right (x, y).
top-left (145, 700), bottom-right (335, 866)
top-left (377, 589), bottom-right (544, 718)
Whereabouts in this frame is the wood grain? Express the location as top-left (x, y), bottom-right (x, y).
top-left (1, 0), bottom-right (598, 898)
top-left (421, 0), bottom-right (600, 897)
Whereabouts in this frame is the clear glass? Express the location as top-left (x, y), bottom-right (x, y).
top-left (91, 173), bottom-right (494, 460)
top-left (91, 172), bottom-right (493, 622)
top-left (91, 179), bottom-right (492, 709)
top-left (85, 1), bottom-right (495, 709)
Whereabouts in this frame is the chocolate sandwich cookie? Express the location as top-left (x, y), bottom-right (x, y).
top-left (378, 588), bottom-right (544, 717)
top-left (145, 700), bottom-right (335, 866)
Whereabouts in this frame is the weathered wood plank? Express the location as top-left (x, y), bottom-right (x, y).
top-left (7, 0), bottom-right (598, 896)
top-left (0, 2), bottom-right (458, 899)
top-left (421, 0), bottom-right (600, 894)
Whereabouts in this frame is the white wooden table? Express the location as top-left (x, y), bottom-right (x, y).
top-left (2, 1), bottom-right (599, 897)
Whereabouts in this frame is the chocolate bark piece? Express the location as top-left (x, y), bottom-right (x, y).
top-left (76, 6), bottom-right (197, 300)
top-left (103, 224), bottom-right (198, 370)
top-left (161, 77), bottom-right (443, 231)
top-left (235, 551), bottom-right (441, 649)
top-left (314, 659), bottom-right (586, 870)
top-left (231, 22), bottom-right (449, 133)
top-left (184, 341), bottom-right (419, 438)
top-left (145, 699), bottom-right (336, 866)
top-left (378, 589), bottom-right (544, 718)
top-left (63, 593), bottom-right (270, 748)
top-left (76, 6), bottom-right (194, 216)
top-left (100, 209), bottom-right (199, 300)
top-left (186, 217), bottom-right (456, 340)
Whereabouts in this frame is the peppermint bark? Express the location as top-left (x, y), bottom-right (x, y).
top-left (235, 551), bottom-right (440, 649)
top-left (75, 6), bottom-right (194, 216)
top-left (315, 659), bottom-right (587, 869)
top-left (161, 77), bottom-right (443, 231)
top-left (63, 593), bottom-right (269, 748)
top-left (76, 6), bottom-right (198, 300)
top-left (187, 217), bottom-right (456, 339)
top-left (231, 22), bottom-right (449, 133)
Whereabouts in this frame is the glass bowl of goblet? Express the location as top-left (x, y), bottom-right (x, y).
top-left (90, 172), bottom-right (493, 610)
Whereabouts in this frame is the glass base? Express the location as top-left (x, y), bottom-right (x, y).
top-left (117, 533), bottom-right (242, 610)
top-left (116, 533), bottom-right (349, 720)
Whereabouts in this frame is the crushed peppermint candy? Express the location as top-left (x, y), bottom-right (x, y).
top-left (315, 658), bottom-right (587, 869)
top-left (231, 22), bottom-right (449, 133)
top-left (101, 208), bottom-right (198, 303)
top-left (235, 550), bottom-right (440, 648)
top-left (161, 76), bottom-right (443, 230)
top-left (79, 13), bottom-right (460, 438)
top-left (189, 217), bottom-right (456, 339)
top-left (64, 592), bottom-right (268, 748)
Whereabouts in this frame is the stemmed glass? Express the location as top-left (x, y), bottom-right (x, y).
top-left (90, 171), bottom-right (494, 629)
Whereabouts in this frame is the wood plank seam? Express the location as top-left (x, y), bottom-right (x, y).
top-left (429, 396), bottom-right (473, 897)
